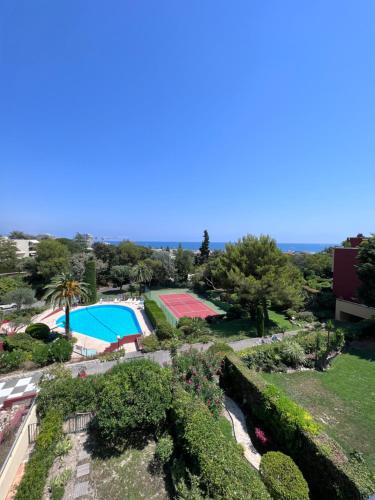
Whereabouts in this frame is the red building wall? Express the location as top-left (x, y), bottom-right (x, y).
top-left (333, 248), bottom-right (362, 301)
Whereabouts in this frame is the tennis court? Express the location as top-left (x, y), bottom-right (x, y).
top-left (159, 293), bottom-right (219, 320)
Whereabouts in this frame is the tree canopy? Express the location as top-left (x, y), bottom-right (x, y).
top-left (357, 236), bottom-right (375, 306)
top-left (211, 235), bottom-right (304, 312)
top-left (0, 239), bottom-right (18, 273)
top-left (35, 240), bottom-right (71, 281)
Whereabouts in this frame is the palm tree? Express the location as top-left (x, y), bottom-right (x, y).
top-left (44, 274), bottom-right (89, 337)
top-left (130, 263), bottom-right (153, 294)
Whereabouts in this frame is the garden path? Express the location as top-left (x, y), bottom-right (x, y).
top-left (223, 395), bottom-right (261, 470)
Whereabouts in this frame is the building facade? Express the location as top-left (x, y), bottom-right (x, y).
top-left (333, 236), bottom-right (375, 321)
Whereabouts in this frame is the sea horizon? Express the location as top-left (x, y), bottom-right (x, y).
top-left (105, 241), bottom-right (337, 253)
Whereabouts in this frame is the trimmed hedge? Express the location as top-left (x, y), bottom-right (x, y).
top-left (260, 451), bottom-right (309, 500)
top-left (144, 299), bottom-right (176, 340)
top-left (170, 388), bottom-right (270, 500)
top-left (144, 299), bottom-right (166, 327)
top-left (25, 322), bottom-right (50, 341)
top-left (15, 409), bottom-right (63, 500)
top-left (222, 353), bottom-right (374, 499)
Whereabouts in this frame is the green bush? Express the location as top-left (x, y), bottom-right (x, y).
top-left (26, 322), bottom-right (50, 341)
top-left (144, 299), bottom-right (166, 327)
top-left (141, 334), bottom-right (160, 352)
top-left (155, 434), bottom-right (174, 465)
top-left (37, 365), bottom-right (100, 418)
top-left (156, 321), bottom-right (177, 340)
top-left (172, 349), bottom-right (224, 417)
top-left (0, 350), bottom-right (27, 373)
top-left (260, 451), bottom-right (309, 500)
top-left (171, 388), bottom-right (270, 499)
top-left (144, 299), bottom-right (177, 340)
top-left (279, 341), bottom-right (306, 367)
top-left (32, 343), bottom-right (50, 366)
top-left (222, 353), bottom-right (374, 499)
top-left (94, 359), bottom-right (172, 448)
top-left (49, 338), bottom-right (73, 362)
top-left (207, 342), bottom-right (234, 359)
top-left (15, 409), bottom-right (63, 500)
top-left (4, 333), bottom-right (38, 353)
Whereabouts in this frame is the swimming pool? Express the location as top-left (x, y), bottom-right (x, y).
top-left (56, 305), bottom-right (142, 343)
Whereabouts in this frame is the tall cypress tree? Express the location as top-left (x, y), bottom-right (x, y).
top-left (83, 259), bottom-right (97, 304)
top-left (256, 304), bottom-right (265, 337)
top-left (199, 230), bottom-right (210, 264)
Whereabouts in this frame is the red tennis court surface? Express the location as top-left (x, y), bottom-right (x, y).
top-left (159, 293), bottom-right (219, 319)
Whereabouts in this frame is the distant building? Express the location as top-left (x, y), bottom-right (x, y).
top-left (1, 237), bottom-right (39, 259)
top-left (333, 235), bottom-right (375, 321)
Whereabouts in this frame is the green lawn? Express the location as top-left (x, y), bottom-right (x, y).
top-left (262, 343), bottom-right (375, 473)
top-left (90, 440), bottom-right (171, 499)
top-left (210, 310), bottom-right (293, 341)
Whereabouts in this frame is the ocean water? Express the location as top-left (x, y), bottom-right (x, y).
top-left (106, 241), bottom-right (336, 253)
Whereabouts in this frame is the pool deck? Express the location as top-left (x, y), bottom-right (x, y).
top-left (33, 300), bottom-right (153, 356)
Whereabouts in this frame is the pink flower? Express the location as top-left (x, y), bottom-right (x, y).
top-left (255, 427), bottom-right (270, 446)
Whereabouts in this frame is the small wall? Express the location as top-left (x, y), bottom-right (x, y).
top-left (0, 403), bottom-right (37, 500)
top-left (335, 299), bottom-right (375, 321)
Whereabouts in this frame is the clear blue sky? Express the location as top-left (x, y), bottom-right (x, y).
top-left (1, 1), bottom-right (374, 242)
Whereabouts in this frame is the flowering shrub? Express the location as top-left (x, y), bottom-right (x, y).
top-left (172, 349), bottom-right (223, 417)
top-left (255, 427), bottom-right (270, 447)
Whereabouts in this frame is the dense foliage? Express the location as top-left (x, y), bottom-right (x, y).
top-left (357, 236), bottom-right (375, 306)
top-left (222, 353), bottom-right (374, 499)
top-left (144, 299), bottom-right (177, 340)
top-left (15, 409), bottom-right (63, 500)
top-left (171, 388), bottom-right (270, 499)
top-left (83, 259), bottom-right (97, 304)
top-left (0, 238), bottom-right (18, 272)
top-left (172, 349), bottom-right (223, 417)
top-left (241, 330), bottom-right (345, 372)
top-left (200, 235), bottom-right (304, 316)
top-left (37, 365), bottom-right (100, 418)
top-left (94, 359), bottom-right (172, 448)
top-left (260, 451), bottom-right (309, 500)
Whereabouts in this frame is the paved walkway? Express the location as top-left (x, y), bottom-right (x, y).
top-left (0, 331), bottom-right (299, 407)
top-left (223, 395), bottom-right (261, 469)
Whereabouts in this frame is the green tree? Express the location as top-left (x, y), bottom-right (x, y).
top-left (110, 265), bottom-right (131, 290)
top-left (92, 242), bottom-right (118, 267)
top-left (175, 245), bottom-right (194, 285)
top-left (117, 240), bottom-right (152, 265)
top-left (198, 230), bottom-right (210, 264)
top-left (9, 231), bottom-right (36, 239)
top-left (44, 274), bottom-right (89, 337)
top-left (357, 236), bottom-right (375, 306)
top-left (0, 239), bottom-right (18, 272)
top-left (83, 259), bottom-right (97, 304)
top-left (55, 237), bottom-right (84, 254)
top-left (177, 317), bottom-right (211, 338)
top-left (131, 262), bottom-right (153, 293)
top-left (94, 360), bottom-right (172, 448)
top-left (213, 235), bottom-right (304, 314)
top-left (4, 288), bottom-right (35, 310)
top-left (256, 304), bottom-right (265, 337)
top-left (36, 240), bottom-right (70, 282)
top-left (0, 276), bottom-right (24, 301)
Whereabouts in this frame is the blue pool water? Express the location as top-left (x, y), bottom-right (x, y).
top-left (56, 305), bottom-right (142, 343)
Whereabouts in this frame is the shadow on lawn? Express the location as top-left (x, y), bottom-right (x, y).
top-left (84, 424), bottom-right (154, 459)
top-left (346, 341), bottom-right (375, 362)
